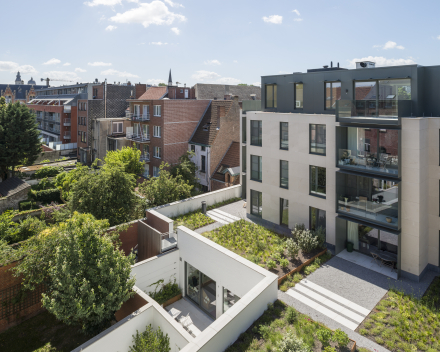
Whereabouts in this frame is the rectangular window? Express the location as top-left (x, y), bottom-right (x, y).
top-left (295, 83), bottom-right (304, 109)
top-left (201, 146), bottom-right (206, 151)
top-left (154, 105), bottom-right (161, 116)
top-left (190, 144), bottom-right (195, 152)
top-left (310, 207), bottom-right (326, 238)
top-left (142, 124), bottom-right (149, 138)
top-left (112, 122), bottom-right (123, 134)
top-left (180, 89), bottom-right (183, 93)
top-left (143, 164), bottom-right (149, 178)
top-left (223, 288), bottom-right (240, 313)
top-left (154, 146), bottom-right (161, 158)
top-left (153, 166), bottom-right (160, 177)
top-left (251, 190), bottom-right (262, 218)
top-left (201, 155), bottom-right (206, 173)
top-left (250, 120), bottom-right (262, 146)
top-left (280, 160), bottom-right (288, 189)
top-left (325, 82), bottom-right (341, 110)
top-left (251, 155), bottom-right (262, 182)
top-left (280, 122), bottom-right (288, 150)
top-left (153, 126), bottom-right (161, 137)
top-left (134, 105), bottom-right (140, 116)
top-left (280, 198), bottom-right (288, 227)
top-left (310, 166), bottom-right (326, 197)
top-left (143, 105), bottom-right (150, 117)
top-left (265, 84), bottom-right (277, 108)
top-left (310, 124), bottom-right (326, 155)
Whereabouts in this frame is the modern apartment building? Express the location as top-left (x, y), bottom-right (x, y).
top-left (243, 62), bottom-right (440, 281)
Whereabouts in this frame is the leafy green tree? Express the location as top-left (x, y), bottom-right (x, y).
top-left (55, 163), bottom-right (90, 200)
top-left (170, 151), bottom-right (199, 189)
top-left (40, 213), bottom-right (135, 334)
top-left (129, 325), bottom-right (170, 352)
top-left (138, 162), bottom-right (193, 208)
top-left (104, 145), bottom-right (144, 175)
top-left (69, 164), bottom-right (141, 226)
top-left (0, 100), bottom-right (41, 180)
top-left (158, 83), bottom-right (167, 86)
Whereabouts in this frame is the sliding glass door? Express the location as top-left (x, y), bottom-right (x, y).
top-left (185, 262), bottom-right (216, 319)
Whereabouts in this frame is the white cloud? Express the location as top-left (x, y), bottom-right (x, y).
top-left (150, 41), bottom-right (168, 45)
top-left (43, 58), bottom-right (61, 65)
top-left (110, 1), bottom-right (186, 28)
top-left (374, 41), bottom-right (405, 50)
top-left (192, 70), bottom-right (221, 81)
top-left (293, 18), bottom-right (303, 22)
top-left (204, 59), bottom-right (221, 66)
top-left (262, 15), bottom-right (282, 24)
top-left (233, 60), bottom-right (238, 63)
top-left (171, 27), bottom-right (180, 35)
top-left (292, 9), bottom-right (300, 16)
top-left (437, 35), bottom-right (440, 40)
top-left (101, 69), bottom-right (139, 78)
top-left (347, 56), bottom-right (416, 69)
top-left (43, 71), bottom-right (80, 81)
top-left (63, 63), bottom-right (71, 66)
top-left (252, 82), bottom-right (261, 87)
top-left (75, 68), bottom-right (87, 72)
top-left (84, 0), bottom-right (122, 6)
top-left (17, 65), bottom-right (37, 74)
top-left (146, 78), bottom-right (166, 85)
top-left (88, 62), bottom-right (112, 66)
top-left (164, 0), bottom-right (183, 8)
top-left (216, 77), bottom-right (240, 85)
top-left (0, 61), bottom-right (19, 71)
top-left (105, 25), bottom-right (117, 31)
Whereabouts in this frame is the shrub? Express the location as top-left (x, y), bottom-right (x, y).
top-left (273, 253), bottom-right (282, 262)
top-left (359, 329), bottom-right (368, 336)
top-left (34, 166), bottom-right (63, 179)
top-left (296, 230), bottom-right (319, 254)
top-left (332, 328), bottom-right (349, 348)
top-left (316, 328), bottom-right (332, 346)
top-left (267, 260), bottom-right (277, 270)
top-left (129, 325), bottom-right (170, 352)
top-left (375, 337), bottom-right (384, 344)
top-left (286, 238), bottom-right (300, 259)
top-left (147, 279), bottom-right (181, 305)
top-left (29, 188), bottom-right (61, 204)
top-left (314, 226), bottom-right (326, 249)
top-left (14, 216), bottom-right (47, 243)
top-left (291, 223), bottom-right (306, 240)
top-left (323, 347), bottom-right (336, 352)
top-left (285, 306), bottom-right (298, 324)
top-left (277, 332), bottom-right (310, 352)
top-left (259, 325), bottom-right (272, 340)
top-left (280, 258), bottom-right (289, 268)
top-left (18, 200), bottom-right (37, 211)
top-left (31, 177), bottom-right (56, 191)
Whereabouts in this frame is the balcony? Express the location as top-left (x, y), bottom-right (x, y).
top-left (242, 100), bottom-right (262, 114)
top-left (336, 99), bottom-right (412, 125)
top-left (63, 118), bottom-right (71, 126)
top-left (336, 172), bottom-right (399, 229)
top-left (140, 153), bottom-right (150, 162)
top-left (63, 132), bottom-right (71, 139)
top-left (133, 113), bottom-right (150, 121)
top-left (127, 132), bottom-right (150, 142)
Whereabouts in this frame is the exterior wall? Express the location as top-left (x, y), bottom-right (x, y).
top-left (167, 86), bottom-right (195, 100)
top-left (245, 111), bottom-right (338, 247)
top-left (189, 145), bottom-right (211, 188)
top-left (194, 84), bottom-right (261, 101)
top-left (0, 185), bottom-right (31, 213)
top-left (149, 184), bottom-right (242, 218)
top-left (93, 118), bottom-right (131, 161)
top-left (145, 209), bottom-right (173, 234)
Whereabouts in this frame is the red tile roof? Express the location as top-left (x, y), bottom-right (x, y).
top-left (138, 87), bottom-right (167, 100)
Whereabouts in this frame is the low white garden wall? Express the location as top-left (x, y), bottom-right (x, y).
top-left (149, 185), bottom-right (241, 218)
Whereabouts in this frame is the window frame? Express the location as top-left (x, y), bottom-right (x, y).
top-left (280, 198), bottom-right (289, 227)
top-left (201, 155), bottom-right (206, 173)
top-left (190, 144), bottom-right (195, 153)
top-left (280, 160), bottom-right (288, 189)
top-left (250, 120), bottom-right (262, 147)
top-left (153, 125), bottom-right (161, 138)
top-left (250, 155), bottom-right (262, 182)
top-left (309, 124), bottom-right (326, 155)
top-left (265, 84), bottom-right (277, 109)
top-left (113, 122), bottom-right (123, 134)
top-left (154, 146), bottom-right (161, 159)
top-left (294, 83), bottom-right (304, 110)
top-left (309, 206), bottom-right (326, 238)
top-left (309, 165), bottom-right (326, 198)
top-left (325, 81), bottom-right (341, 110)
top-left (250, 190), bottom-right (262, 218)
top-left (280, 122), bottom-right (288, 150)
top-left (154, 105), bottom-right (161, 117)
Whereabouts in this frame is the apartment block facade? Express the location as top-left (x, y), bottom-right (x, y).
top-left (243, 63), bottom-right (440, 281)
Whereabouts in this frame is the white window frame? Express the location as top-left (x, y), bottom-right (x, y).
top-left (143, 105), bottom-right (150, 117)
top-left (154, 105), bottom-right (161, 117)
top-left (153, 125), bottom-right (161, 138)
top-left (134, 104), bottom-right (140, 116)
top-left (113, 122), bottom-right (123, 133)
top-left (154, 146), bottom-right (161, 159)
top-left (153, 166), bottom-right (160, 177)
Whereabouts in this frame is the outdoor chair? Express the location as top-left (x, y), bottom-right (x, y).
top-left (371, 252), bottom-right (381, 266)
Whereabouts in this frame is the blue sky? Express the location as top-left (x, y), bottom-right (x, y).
top-left (1, 0), bottom-right (440, 87)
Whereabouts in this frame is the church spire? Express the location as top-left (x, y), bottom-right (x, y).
top-left (168, 69), bottom-right (172, 86)
top-left (15, 71), bottom-right (22, 85)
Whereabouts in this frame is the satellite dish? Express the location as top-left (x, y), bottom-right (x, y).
top-left (360, 62), bottom-right (367, 68)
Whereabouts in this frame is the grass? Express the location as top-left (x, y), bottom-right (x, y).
top-left (0, 310), bottom-right (90, 352)
top-left (356, 276), bottom-right (440, 352)
top-left (173, 211), bottom-right (215, 230)
top-left (224, 300), bottom-right (357, 352)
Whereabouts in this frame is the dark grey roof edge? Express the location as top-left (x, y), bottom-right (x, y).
top-left (189, 100), bottom-right (212, 144)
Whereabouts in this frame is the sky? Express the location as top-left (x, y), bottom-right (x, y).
top-left (1, 0), bottom-right (440, 87)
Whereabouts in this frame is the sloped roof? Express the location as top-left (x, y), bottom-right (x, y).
top-left (212, 142), bottom-right (240, 182)
top-left (137, 86), bottom-right (168, 100)
top-left (190, 100), bottom-right (233, 146)
top-left (0, 84), bottom-right (45, 100)
top-left (0, 177), bottom-right (30, 197)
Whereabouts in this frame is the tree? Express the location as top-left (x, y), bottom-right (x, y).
top-left (104, 145), bottom-right (144, 175)
top-left (138, 162), bottom-right (193, 208)
top-left (69, 164), bottom-right (142, 226)
top-left (158, 83), bottom-right (167, 86)
top-left (0, 100), bottom-right (41, 180)
top-left (55, 163), bottom-right (90, 200)
top-left (170, 151), bottom-right (199, 189)
top-left (40, 213), bottom-right (135, 334)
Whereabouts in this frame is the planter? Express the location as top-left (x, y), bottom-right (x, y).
top-left (347, 242), bottom-right (354, 252)
top-left (386, 217), bottom-right (392, 223)
top-left (162, 293), bottom-right (182, 308)
top-left (278, 248), bottom-right (327, 286)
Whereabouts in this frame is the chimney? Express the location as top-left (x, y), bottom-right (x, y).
top-left (331, 61), bottom-right (333, 68)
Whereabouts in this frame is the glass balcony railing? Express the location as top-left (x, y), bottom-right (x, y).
top-left (336, 172), bottom-right (399, 229)
top-left (242, 100), bottom-right (261, 114)
top-left (336, 99), bottom-right (412, 122)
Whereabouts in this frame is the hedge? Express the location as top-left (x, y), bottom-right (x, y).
top-left (29, 188), bottom-right (62, 204)
top-left (34, 166), bottom-right (64, 179)
top-left (18, 200), bottom-right (38, 211)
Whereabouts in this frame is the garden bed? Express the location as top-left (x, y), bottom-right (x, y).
top-left (225, 300), bottom-right (357, 352)
top-left (355, 276), bottom-right (440, 352)
top-left (173, 211), bottom-right (215, 230)
top-left (202, 220), bottom-right (328, 279)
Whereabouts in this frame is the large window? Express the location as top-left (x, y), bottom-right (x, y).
top-left (310, 166), bottom-right (326, 197)
top-left (310, 124), bottom-right (326, 155)
top-left (250, 120), bottom-right (262, 146)
top-left (280, 122), bottom-right (288, 150)
top-left (280, 160), bottom-right (288, 189)
top-left (251, 190), bottom-right (262, 218)
top-left (280, 198), bottom-right (288, 227)
top-left (153, 125), bottom-right (161, 137)
top-left (153, 105), bottom-right (161, 116)
top-left (251, 155), bottom-right (262, 182)
top-left (325, 82), bottom-right (341, 110)
top-left (201, 155), bottom-right (206, 173)
top-left (265, 84), bottom-right (277, 108)
top-left (295, 83), bottom-right (303, 109)
top-left (310, 207), bottom-right (326, 234)
top-left (154, 146), bottom-right (161, 158)
top-left (186, 262), bottom-right (217, 319)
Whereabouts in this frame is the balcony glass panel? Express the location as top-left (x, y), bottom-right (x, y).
top-left (336, 173), bottom-right (399, 228)
top-left (338, 127), bottom-right (398, 176)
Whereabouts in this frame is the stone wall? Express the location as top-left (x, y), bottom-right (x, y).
top-left (194, 84), bottom-right (261, 101)
top-left (0, 185), bottom-right (31, 213)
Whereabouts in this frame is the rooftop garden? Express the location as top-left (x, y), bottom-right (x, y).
top-left (173, 211), bottom-right (215, 230)
top-left (225, 300), bottom-right (363, 352)
top-left (201, 221), bottom-right (328, 278)
top-left (356, 276), bottom-right (440, 352)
